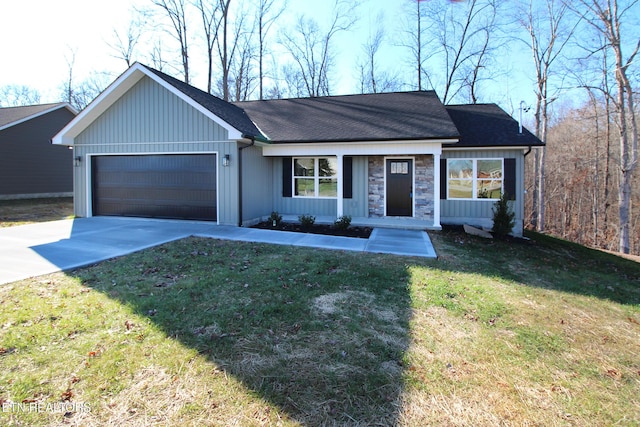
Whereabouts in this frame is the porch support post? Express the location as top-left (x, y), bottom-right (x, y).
top-left (336, 154), bottom-right (344, 218)
top-left (433, 153), bottom-right (441, 228)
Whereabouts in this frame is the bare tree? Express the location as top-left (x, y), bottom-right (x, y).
top-left (572, 0), bottom-right (639, 254)
top-left (520, 0), bottom-right (578, 232)
top-left (59, 49), bottom-right (110, 110)
top-left (0, 85), bottom-right (41, 107)
top-left (150, 0), bottom-right (191, 83)
top-left (194, 0), bottom-right (222, 94)
top-left (230, 34), bottom-right (257, 101)
top-left (255, 0), bottom-right (286, 99)
top-left (107, 14), bottom-right (146, 67)
top-left (280, 0), bottom-right (359, 97)
top-left (416, 0), bottom-right (502, 104)
top-left (400, 0), bottom-right (431, 91)
top-left (215, 0), bottom-right (255, 101)
top-left (357, 15), bottom-right (402, 94)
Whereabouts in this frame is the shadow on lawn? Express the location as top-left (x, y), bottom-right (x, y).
top-left (72, 238), bottom-right (414, 425)
top-left (431, 227), bottom-right (640, 307)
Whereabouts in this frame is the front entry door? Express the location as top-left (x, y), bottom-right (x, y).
top-left (386, 159), bottom-right (413, 216)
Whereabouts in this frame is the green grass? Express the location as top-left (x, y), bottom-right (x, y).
top-left (0, 225), bottom-right (639, 425)
top-left (0, 197), bottom-right (74, 227)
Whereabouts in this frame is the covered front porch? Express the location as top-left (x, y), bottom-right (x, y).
top-left (261, 139), bottom-right (454, 230)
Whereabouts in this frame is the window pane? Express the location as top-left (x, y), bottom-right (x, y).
top-left (477, 180), bottom-right (502, 199)
top-left (318, 158), bottom-right (337, 177)
top-left (318, 178), bottom-right (337, 197)
top-left (477, 160), bottom-right (502, 179)
top-left (449, 179), bottom-right (473, 199)
top-left (295, 178), bottom-right (315, 196)
top-left (294, 158), bottom-right (314, 177)
top-left (448, 160), bottom-right (473, 178)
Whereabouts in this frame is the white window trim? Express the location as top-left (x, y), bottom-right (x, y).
top-left (447, 158), bottom-right (504, 201)
top-left (292, 157), bottom-right (338, 199)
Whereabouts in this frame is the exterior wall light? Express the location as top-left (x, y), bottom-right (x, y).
top-left (223, 154), bottom-right (230, 167)
top-left (74, 156), bottom-right (82, 167)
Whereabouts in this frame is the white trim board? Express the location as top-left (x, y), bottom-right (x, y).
top-left (262, 140), bottom-right (449, 157)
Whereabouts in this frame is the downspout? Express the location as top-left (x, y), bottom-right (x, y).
top-left (237, 136), bottom-right (256, 227)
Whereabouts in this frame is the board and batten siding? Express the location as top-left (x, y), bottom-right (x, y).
top-left (271, 156), bottom-right (368, 219)
top-left (441, 149), bottom-right (526, 235)
top-left (241, 144), bottom-right (273, 224)
top-left (72, 76), bottom-right (240, 225)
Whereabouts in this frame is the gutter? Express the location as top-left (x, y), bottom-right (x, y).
top-left (237, 136), bottom-right (257, 227)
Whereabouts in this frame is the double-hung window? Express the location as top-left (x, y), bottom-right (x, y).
top-left (293, 157), bottom-right (338, 198)
top-left (447, 159), bottom-right (503, 200)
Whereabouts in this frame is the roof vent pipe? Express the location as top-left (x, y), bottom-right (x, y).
top-left (518, 101), bottom-right (530, 134)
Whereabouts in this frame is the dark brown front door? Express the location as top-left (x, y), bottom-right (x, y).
top-left (386, 159), bottom-right (413, 216)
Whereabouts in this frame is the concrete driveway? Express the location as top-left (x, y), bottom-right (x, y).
top-left (0, 217), bottom-right (219, 285)
top-left (0, 216), bottom-right (437, 285)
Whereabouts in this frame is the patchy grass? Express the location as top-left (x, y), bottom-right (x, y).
top-left (0, 228), bottom-right (639, 426)
top-left (0, 198), bottom-right (74, 227)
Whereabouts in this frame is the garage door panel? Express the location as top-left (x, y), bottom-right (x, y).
top-left (92, 154), bottom-right (217, 221)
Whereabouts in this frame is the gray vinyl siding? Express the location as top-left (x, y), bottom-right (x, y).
top-left (0, 108), bottom-right (74, 197)
top-left (343, 156), bottom-right (368, 218)
top-left (271, 156), bottom-right (368, 218)
top-left (241, 145), bottom-right (273, 224)
top-left (441, 149), bottom-right (525, 233)
top-left (73, 76), bottom-right (239, 225)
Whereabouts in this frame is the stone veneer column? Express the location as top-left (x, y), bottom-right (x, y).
top-left (414, 154), bottom-right (434, 221)
top-left (368, 156), bottom-right (385, 217)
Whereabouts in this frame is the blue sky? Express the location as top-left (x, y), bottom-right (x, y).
top-left (2, 0), bottom-right (545, 116)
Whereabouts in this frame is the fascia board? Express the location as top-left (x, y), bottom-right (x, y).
top-left (262, 139), bottom-right (457, 157)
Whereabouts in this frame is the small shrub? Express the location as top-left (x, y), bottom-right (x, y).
top-left (334, 215), bottom-right (352, 230)
top-left (298, 214), bottom-right (316, 228)
top-left (268, 211), bottom-right (282, 227)
top-left (492, 193), bottom-right (515, 237)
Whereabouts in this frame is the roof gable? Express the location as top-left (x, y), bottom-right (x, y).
top-left (236, 91), bottom-right (460, 143)
top-left (445, 104), bottom-right (543, 147)
top-left (0, 103), bottom-right (76, 132)
top-left (52, 63), bottom-right (261, 145)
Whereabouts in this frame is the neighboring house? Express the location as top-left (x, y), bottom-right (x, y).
top-left (52, 63), bottom-right (543, 235)
top-left (0, 103), bottom-right (77, 199)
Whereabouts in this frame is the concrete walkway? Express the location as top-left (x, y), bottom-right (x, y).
top-left (0, 217), bottom-right (437, 285)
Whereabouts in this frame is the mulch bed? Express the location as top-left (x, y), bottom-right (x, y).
top-left (251, 221), bottom-right (373, 239)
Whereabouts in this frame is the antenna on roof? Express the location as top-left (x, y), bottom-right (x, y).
top-left (518, 100), bottom-right (530, 134)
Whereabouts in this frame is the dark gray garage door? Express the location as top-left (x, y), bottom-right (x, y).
top-left (92, 154), bottom-right (217, 221)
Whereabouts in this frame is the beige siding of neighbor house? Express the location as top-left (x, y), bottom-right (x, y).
top-left (72, 76), bottom-right (241, 225)
top-left (441, 149), bottom-right (525, 234)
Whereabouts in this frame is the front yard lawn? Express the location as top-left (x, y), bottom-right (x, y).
top-left (0, 198), bottom-right (74, 228)
top-left (0, 221), bottom-right (639, 425)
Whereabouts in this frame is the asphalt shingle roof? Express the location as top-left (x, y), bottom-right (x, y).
top-left (0, 103), bottom-right (67, 129)
top-left (235, 91), bottom-right (460, 143)
top-left (445, 104), bottom-right (543, 147)
top-left (143, 65), bottom-right (263, 139)
top-left (141, 64), bottom-right (542, 147)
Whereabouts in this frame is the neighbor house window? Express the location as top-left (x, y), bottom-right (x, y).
top-left (447, 159), bottom-right (503, 200)
top-left (293, 157), bottom-right (337, 198)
